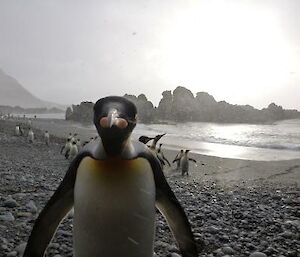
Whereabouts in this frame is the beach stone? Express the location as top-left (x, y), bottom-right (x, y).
top-left (170, 253), bottom-right (181, 257)
top-left (0, 212), bottom-right (15, 222)
top-left (1, 243), bottom-right (8, 250)
top-left (249, 252), bottom-right (267, 257)
top-left (49, 243), bottom-right (60, 249)
top-left (280, 231), bottom-right (295, 239)
top-left (56, 230), bottom-right (72, 237)
top-left (207, 225), bottom-right (219, 234)
top-left (26, 200), bottom-right (38, 213)
top-left (213, 248), bottom-right (224, 257)
top-left (222, 246), bottom-right (235, 255)
top-left (53, 255), bottom-right (62, 257)
top-left (3, 196), bottom-right (18, 208)
top-left (16, 212), bottom-right (32, 218)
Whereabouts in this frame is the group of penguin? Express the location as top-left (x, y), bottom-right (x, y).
top-left (139, 133), bottom-right (197, 176)
top-left (60, 133), bottom-right (99, 161)
top-left (15, 124), bottom-right (50, 146)
top-left (23, 96), bottom-right (199, 257)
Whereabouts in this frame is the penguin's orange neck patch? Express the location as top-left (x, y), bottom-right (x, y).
top-left (79, 156), bottom-right (143, 176)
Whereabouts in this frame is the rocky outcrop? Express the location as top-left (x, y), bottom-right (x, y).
top-left (65, 101), bottom-right (94, 123)
top-left (65, 86), bottom-right (300, 124)
top-left (124, 94), bottom-right (155, 123)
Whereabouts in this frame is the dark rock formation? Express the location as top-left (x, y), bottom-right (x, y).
top-left (124, 94), bottom-right (155, 123)
top-left (65, 86), bottom-right (300, 124)
top-left (65, 101), bottom-right (94, 123)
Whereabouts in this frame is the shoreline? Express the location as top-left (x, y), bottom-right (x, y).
top-left (5, 117), bottom-right (300, 162)
top-left (1, 119), bottom-right (300, 186)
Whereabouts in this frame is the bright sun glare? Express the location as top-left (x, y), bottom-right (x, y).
top-left (160, 2), bottom-right (297, 106)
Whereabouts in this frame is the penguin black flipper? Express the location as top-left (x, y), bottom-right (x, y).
top-left (23, 151), bottom-right (91, 257)
top-left (139, 135), bottom-right (155, 144)
top-left (138, 149), bottom-right (199, 257)
top-left (162, 155), bottom-right (171, 167)
top-left (189, 158), bottom-right (197, 163)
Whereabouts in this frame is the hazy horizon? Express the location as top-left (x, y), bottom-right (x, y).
top-left (1, 0), bottom-right (300, 110)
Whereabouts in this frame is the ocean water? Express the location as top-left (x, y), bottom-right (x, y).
top-left (133, 119), bottom-right (300, 161)
top-left (24, 113), bottom-right (300, 161)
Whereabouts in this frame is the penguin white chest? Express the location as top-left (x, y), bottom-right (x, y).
top-left (74, 157), bottom-right (156, 257)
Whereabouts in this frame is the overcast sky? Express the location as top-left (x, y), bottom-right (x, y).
top-left (0, 0), bottom-right (300, 110)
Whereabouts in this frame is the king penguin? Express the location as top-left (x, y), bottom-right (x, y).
top-left (27, 128), bottom-right (34, 143)
top-left (177, 150), bottom-right (197, 176)
top-left (44, 131), bottom-right (50, 146)
top-left (15, 125), bottom-right (20, 136)
top-left (23, 96), bottom-right (198, 257)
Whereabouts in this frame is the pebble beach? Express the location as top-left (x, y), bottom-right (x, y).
top-left (0, 119), bottom-right (299, 257)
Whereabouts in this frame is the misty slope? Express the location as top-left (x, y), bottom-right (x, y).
top-left (0, 69), bottom-right (62, 109)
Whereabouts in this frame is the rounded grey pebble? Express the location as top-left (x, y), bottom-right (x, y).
top-left (222, 246), bottom-right (235, 255)
top-left (249, 252), bottom-right (267, 257)
top-left (49, 243), bottom-right (60, 249)
top-left (170, 253), bottom-right (181, 257)
top-left (26, 200), bottom-right (38, 213)
top-left (0, 212), bottom-right (15, 222)
top-left (3, 196), bottom-right (18, 208)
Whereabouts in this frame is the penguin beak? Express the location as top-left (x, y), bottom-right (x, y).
top-left (107, 108), bottom-right (119, 128)
top-left (99, 108), bottom-right (129, 129)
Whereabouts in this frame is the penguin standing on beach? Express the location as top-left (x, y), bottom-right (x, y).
top-left (23, 96), bottom-right (198, 257)
top-left (61, 138), bottom-right (72, 159)
top-left (76, 138), bottom-right (82, 151)
top-left (15, 125), bottom-right (20, 136)
top-left (176, 150), bottom-right (197, 176)
top-left (173, 150), bottom-right (184, 170)
top-left (27, 128), bottom-right (34, 143)
top-left (157, 143), bottom-right (171, 167)
top-left (68, 141), bottom-right (79, 160)
top-left (44, 131), bottom-right (50, 146)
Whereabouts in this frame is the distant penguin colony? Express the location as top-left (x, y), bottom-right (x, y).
top-left (24, 96), bottom-right (198, 257)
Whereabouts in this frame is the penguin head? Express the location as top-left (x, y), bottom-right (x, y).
top-left (185, 149), bottom-right (190, 153)
top-left (94, 96), bottom-right (137, 155)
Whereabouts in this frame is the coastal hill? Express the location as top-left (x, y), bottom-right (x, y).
top-left (66, 86), bottom-right (300, 124)
top-left (0, 68), bottom-right (64, 109)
